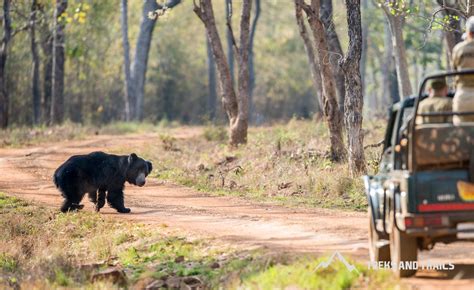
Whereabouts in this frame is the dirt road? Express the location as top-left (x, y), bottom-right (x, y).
top-left (0, 131), bottom-right (473, 289)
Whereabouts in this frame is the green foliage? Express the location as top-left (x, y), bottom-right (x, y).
top-left (0, 254), bottom-right (17, 272)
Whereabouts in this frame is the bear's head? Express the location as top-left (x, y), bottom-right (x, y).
top-left (126, 153), bottom-right (153, 187)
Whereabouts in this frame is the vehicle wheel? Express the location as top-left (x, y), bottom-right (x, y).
top-left (389, 218), bottom-right (418, 278)
top-left (368, 207), bottom-right (390, 263)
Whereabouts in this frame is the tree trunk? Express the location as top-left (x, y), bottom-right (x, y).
top-left (382, 4), bottom-right (412, 99)
top-left (50, 0), bottom-right (68, 125)
top-left (248, 0), bottom-right (260, 122)
top-left (360, 0), bottom-right (368, 98)
top-left (194, 0), bottom-right (250, 146)
top-left (320, 0), bottom-right (345, 113)
top-left (0, 0), bottom-right (12, 129)
top-left (30, 0), bottom-right (41, 125)
top-left (120, 0), bottom-right (133, 121)
top-left (206, 35), bottom-right (217, 121)
top-left (131, 0), bottom-right (159, 121)
top-left (294, 0), bottom-right (323, 112)
top-left (234, 0), bottom-right (252, 144)
top-left (296, 0), bottom-right (345, 161)
top-left (381, 19), bottom-right (393, 106)
top-left (225, 0), bottom-right (235, 84)
top-left (42, 35), bottom-right (52, 124)
top-left (341, 0), bottom-right (366, 174)
top-left (131, 0), bottom-right (181, 121)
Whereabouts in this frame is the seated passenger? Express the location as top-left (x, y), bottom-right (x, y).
top-left (417, 77), bottom-right (452, 124)
top-left (452, 16), bottom-right (474, 123)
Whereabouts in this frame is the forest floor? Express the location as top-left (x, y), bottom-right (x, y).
top-left (0, 123), bottom-right (473, 289)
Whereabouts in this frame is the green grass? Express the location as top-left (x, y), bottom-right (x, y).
top-left (242, 256), bottom-right (398, 290)
top-left (0, 193), bottom-right (28, 209)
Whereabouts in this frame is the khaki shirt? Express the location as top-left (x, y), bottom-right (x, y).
top-left (453, 39), bottom-right (474, 88)
top-left (417, 96), bottom-right (453, 124)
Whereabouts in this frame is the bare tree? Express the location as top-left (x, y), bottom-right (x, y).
top-left (120, 0), bottom-right (133, 121)
top-left (41, 23), bottom-right (53, 124)
top-left (294, 0), bottom-right (345, 161)
top-left (131, 0), bottom-right (181, 121)
top-left (341, 0), bottom-right (366, 174)
top-left (360, 0), bottom-right (368, 97)
top-left (0, 0), bottom-right (12, 128)
top-left (320, 0), bottom-right (345, 113)
top-left (206, 35), bottom-right (217, 121)
top-left (225, 0), bottom-right (235, 84)
top-left (295, 1), bottom-right (322, 105)
top-left (380, 0), bottom-right (412, 99)
top-left (248, 0), bottom-right (261, 121)
top-left (382, 19), bottom-right (394, 106)
top-left (194, 0), bottom-right (251, 145)
top-left (30, 0), bottom-right (41, 125)
top-left (50, 0), bottom-right (68, 124)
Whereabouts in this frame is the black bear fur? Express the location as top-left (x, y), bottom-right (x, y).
top-left (53, 151), bottom-right (152, 213)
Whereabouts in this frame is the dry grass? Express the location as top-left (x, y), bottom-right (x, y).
top-left (0, 193), bottom-right (256, 289)
top-left (0, 193), bottom-right (397, 289)
top-left (0, 121), bottom-right (172, 148)
top-left (0, 119), bottom-right (385, 211)
top-left (133, 119), bottom-right (385, 211)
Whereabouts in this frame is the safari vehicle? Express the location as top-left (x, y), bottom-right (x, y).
top-left (364, 70), bottom-right (474, 277)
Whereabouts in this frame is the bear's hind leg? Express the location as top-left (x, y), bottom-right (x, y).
top-left (59, 184), bottom-right (85, 213)
top-left (60, 197), bottom-right (85, 212)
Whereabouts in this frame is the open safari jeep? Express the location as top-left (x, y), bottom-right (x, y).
top-left (364, 70), bottom-right (474, 277)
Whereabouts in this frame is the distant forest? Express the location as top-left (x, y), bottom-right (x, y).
top-left (0, 1), bottom-right (462, 126)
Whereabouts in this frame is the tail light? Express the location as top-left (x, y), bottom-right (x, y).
top-left (405, 215), bottom-right (446, 228)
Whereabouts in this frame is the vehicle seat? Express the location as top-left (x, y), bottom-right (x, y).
top-left (413, 123), bottom-right (474, 170)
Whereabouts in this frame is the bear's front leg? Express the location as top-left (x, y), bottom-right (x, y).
top-left (95, 189), bottom-right (106, 212)
top-left (106, 189), bottom-right (131, 213)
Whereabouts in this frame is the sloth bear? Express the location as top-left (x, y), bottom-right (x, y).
top-left (54, 151), bottom-right (152, 213)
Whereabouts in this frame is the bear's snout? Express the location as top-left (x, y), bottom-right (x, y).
top-left (136, 172), bottom-right (146, 187)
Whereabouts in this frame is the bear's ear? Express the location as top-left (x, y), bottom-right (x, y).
top-left (146, 161), bottom-right (153, 174)
top-left (128, 153), bottom-right (138, 164)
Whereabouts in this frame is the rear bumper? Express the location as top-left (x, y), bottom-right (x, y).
top-left (404, 211), bottom-right (474, 238)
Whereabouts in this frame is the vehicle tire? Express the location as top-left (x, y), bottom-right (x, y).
top-left (368, 207), bottom-right (390, 263)
top-left (389, 218), bottom-right (418, 278)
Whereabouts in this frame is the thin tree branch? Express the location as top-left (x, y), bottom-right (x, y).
top-left (226, 0), bottom-right (239, 55)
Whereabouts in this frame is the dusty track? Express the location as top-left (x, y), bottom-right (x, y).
top-left (0, 130), bottom-right (473, 289)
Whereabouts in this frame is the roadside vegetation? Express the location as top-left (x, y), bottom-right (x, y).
top-left (0, 121), bottom-right (177, 148)
top-left (137, 119), bottom-right (384, 211)
top-left (0, 120), bottom-right (384, 211)
top-left (0, 193), bottom-right (397, 289)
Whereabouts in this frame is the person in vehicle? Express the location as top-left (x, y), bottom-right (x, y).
top-left (452, 16), bottom-right (474, 123)
top-left (417, 77), bottom-right (452, 124)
